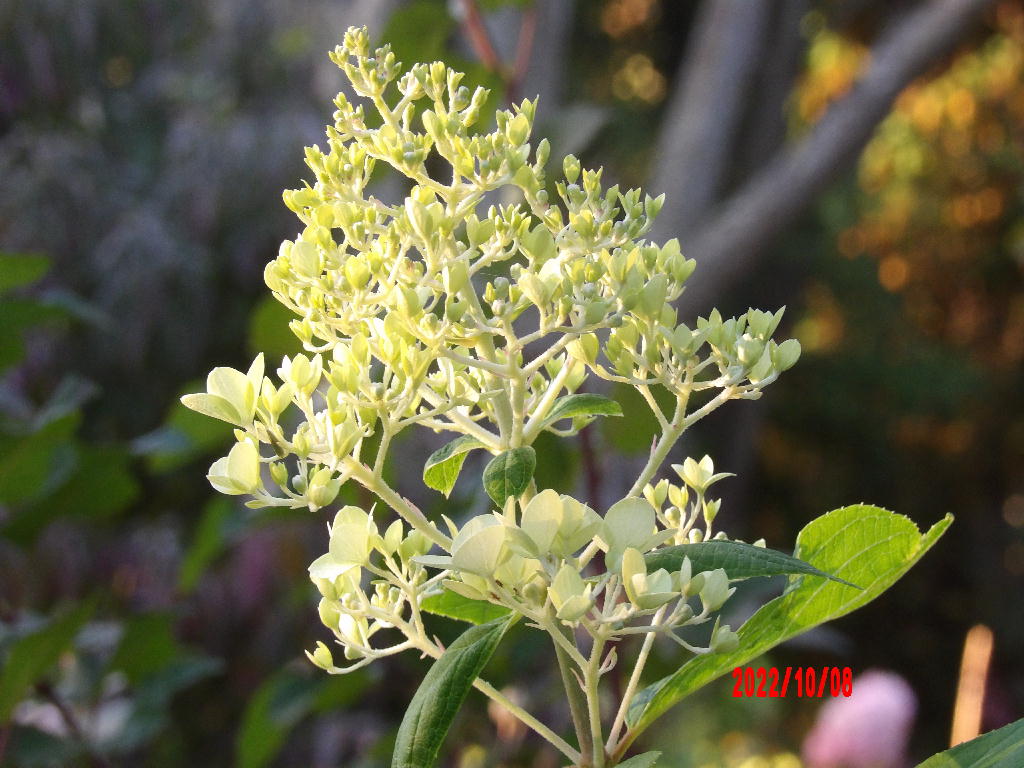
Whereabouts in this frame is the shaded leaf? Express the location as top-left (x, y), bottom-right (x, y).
top-left (916, 718), bottom-right (1024, 767)
top-left (482, 447), bottom-right (536, 505)
top-left (0, 413), bottom-right (80, 507)
top-left (421, 589), bottom-right (511, 625)
top-left (178, 497), bottom-right (237, 592)
top-left (625, 506), bottom-right (951, 735)
top-left (423, 435), bottom-right (482, 497)
top-left (392, 616), bottom-right (515, 768)
top-left (0, 252), bottom-right (50, 294)
top-left (237, 671), bottom-right (320, 768)
top-left (645, 540), bottom-right (858, 588)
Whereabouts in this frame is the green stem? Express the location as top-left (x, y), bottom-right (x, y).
top-left (345, 459), bottom-right (451, 549)
top-left (585, 636), bottom-right (607, 768)
top-left (552, 622), bottom-right (592, 766)
top-left (606, 607), bottom-right (664, 752)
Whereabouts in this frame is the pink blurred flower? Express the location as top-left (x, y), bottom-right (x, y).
top-left (802, 669), bottom-right (917, 768)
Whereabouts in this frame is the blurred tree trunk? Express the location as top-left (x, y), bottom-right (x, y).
top-left (651, 0), bottom-right (997, 317)
top-left (644, 0), bottom-right (997, 526)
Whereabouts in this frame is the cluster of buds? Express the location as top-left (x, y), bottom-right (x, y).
top-left (304, 485), bottom-right (745, 673)
top-left (181, 25), bottom-right (801, 695)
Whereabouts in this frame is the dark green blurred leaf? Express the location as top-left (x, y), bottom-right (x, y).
top-left (602, 384), bottom-right (673, 453)
top-left (421, 589), bottom-right (510, 624)
top-left (0, 413), bottom-right (80, 505)
top-left (530, 430), bottom-right (577, 492)
top-left (382, 0), bottom-right (455, 64)
top-left (916, 718), bottom-right (1024, 767)
top-left (133, 397), bottom-right (232, 474)
top-left (3, 444), bottom-right (140, 543)
top-left (31, 376), bottom-right (99, 428)
top-left (178, 497), bottom-right (237, 592)
top-left (247, 295), bottom-right (302, 359)
top-left (0, 252), bottom-right (50, 294)
top-left (112, 614), bottom-right (186, 686)
top-left (113, 655), bottom-right (223, 752)
top-left (5, 725), bottom-right (82, 767)
top-left (0, 600), bottom-right (95, 721)
top-left (236, 671), bottom-right (321, 768)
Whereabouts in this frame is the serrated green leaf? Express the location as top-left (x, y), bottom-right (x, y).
top-left (644, 540), bottom-right (858, 588)
top-left (623, 506), bottom-right (951, 739)
top-left (0, 252), bottom-right (50, 294)
top-left (392, 616), bottom-right (516, 768)
top-left (420, 589), bottom-right (511, 625)
top-left (915, 718), bottom-right (1024, 767)
top-left (0, 600), bottom-right (95, 721)
top-left (617, 752), bottom-right (661, 768)
top-left (423, 435), bottom-right (483, 497)
top-left (537, 393), bottom-right (622, 432)
top-left (482, 447), bottom-right (536, 505)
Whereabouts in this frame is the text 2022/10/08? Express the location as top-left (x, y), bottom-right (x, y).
top-left (732, 666), bottom-right (854, 698)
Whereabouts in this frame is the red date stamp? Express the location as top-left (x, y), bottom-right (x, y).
top-left (731, 666), bottom-right (853, 698)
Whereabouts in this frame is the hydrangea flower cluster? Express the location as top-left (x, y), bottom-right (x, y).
top-left (182, 26), bottom-right (801, 767)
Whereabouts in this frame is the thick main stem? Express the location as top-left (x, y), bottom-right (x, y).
top-left (552, 624), bottom-right (593, 766)
top-left (585, 636), bottom-right (607, 768)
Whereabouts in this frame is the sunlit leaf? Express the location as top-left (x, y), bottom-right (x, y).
top-left (625, 506), bottom-right (951, 736)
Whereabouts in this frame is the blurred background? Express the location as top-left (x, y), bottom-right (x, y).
top-left (1, 0), bottom-right (1022, 766)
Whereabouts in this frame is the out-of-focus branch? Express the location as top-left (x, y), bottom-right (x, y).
top-left (509, 5), bottom-right (538, 103)
top-left (458, 0), bottom-right (546, 106)
top-left (667, 0), bottom-right (996, 316)
top-left (35, 682), bottom-right (112, 768)
top-left (460, 0), bottom-right (503, 73)
top-left (650, 0), bottom-right (773, 236)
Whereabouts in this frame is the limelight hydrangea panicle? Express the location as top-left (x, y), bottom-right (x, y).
top-left (181, 25), bottom-right (799, 675)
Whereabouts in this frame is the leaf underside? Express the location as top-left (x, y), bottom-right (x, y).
top-left (626, 506), bottom-right (952, 734)
top-left (422, 435), bottom-right (483, 497)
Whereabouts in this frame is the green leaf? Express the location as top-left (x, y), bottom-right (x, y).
top-left (178, 498), bottom-right (237, 592)
top-left (0, 600), bottom-right (95, 721)
top-left (644, 540), bottom-right (858, 588)
top-left (0, 413), bottom-right (80, 506)
top-left (247, 295), bottom-right (302, 359)
top-left (625, 506), bottom-right (951, 736)
top-left (916, 718), bottom-right (1024, 767)
top-left (0, 252), bottom-right (50, 294)
top-left (617, 752), bottom-right (661, 768)
top-left (421, 589), bottom-right (511, 624)
top-left (237, 671), bottom-right (320, 768)
top-left (482, 447), bottom-right (536, 505)
top-left (392, 616), bottom-right (516, 768)
top-left (423, 435), bottom-right (482, 497)
top-left (537, 393), bottom-right (622, 432)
